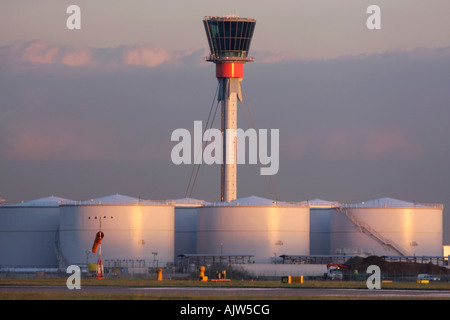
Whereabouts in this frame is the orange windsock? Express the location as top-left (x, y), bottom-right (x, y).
top-left (92, 231), bottom-right (104, 253)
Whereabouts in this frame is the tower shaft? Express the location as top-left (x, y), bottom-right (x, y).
top-left (218, 76), bottom-right (242, 202)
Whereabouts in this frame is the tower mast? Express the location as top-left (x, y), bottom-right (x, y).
top-left (203, 16), bottom-right (256, 202)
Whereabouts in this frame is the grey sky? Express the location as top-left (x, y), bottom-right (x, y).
top-left (0, 1), bottom-right (449, 243)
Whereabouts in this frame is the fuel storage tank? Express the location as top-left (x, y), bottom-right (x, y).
top-left (330, 197), bottom-right (443, 256)
top-left (307, 199), bottom-right (340, 255)
top-left (174, 198), bottom-right (205, 259)
top-left (0, 196), bottom-right (72, 268)
top-left (197, 196), bottom-right (310, 263)
top-left (58, 194), bottom-right (175, 268)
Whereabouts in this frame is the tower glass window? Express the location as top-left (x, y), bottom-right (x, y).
top-left (203, 16), bottom-right (256, 61)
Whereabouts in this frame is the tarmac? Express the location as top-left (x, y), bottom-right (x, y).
top-left (1, 284), bottom-right (450, 298)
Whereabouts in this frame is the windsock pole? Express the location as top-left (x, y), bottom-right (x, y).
top-left (91, 216), bottom-right (105, 279)
top-left (96, 243), bottom-right (104, 279)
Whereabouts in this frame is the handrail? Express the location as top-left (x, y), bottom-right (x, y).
top-left (1, 199), bottom-right (443, 209)
top-left (336, 207), bottom-right (408, 256)
top-left (64, 199), bottom-right (171, 206)
top-left (0, 199), bottom-right (172, 207)
top-left (204, 200), bottom-right (308, 207)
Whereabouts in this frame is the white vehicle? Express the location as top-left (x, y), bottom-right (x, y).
top-left (417, 274), bottom-right (440, 281)
top-left (325, 263), bottom-right (349, 280)
top-left (328, 268), bottom-right (343, 280)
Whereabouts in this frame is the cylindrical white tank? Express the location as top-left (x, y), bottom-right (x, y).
top-left (197, 196), bottom-right (310, 263)
top-left (174, 198), bottom-right (205, 259)
top-left (307, 199), bottom-right (339, 255)
top-left (330, 197), bottom-right (443, 256)
top-left (0, 196), bottom-right (72, 268)
top-left (59, 194), bottom-right (175, 268)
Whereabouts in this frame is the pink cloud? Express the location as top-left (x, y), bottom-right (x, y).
top-left (20, 41), bottom-right (60, 64)
top-left (61, 47), bottom-right (92, 66)
top-left (0, 113), bottom-right (173, 164)
top-left (0, 41), bottom-right (93, 69)
top-left (121, 45), bottom-right (172, 67)
top-left (0, 114), bottom-right (119, 162)
top-left (0, 41), bottom-right (185, 70)
top-left (360, 131), bottom-right (426, 161)
top-left (2, 41), bottom-right (450, 72)
top-left (0, 41), bottom-right (303, 72)
top-left (281, 126), bottom-right (426, 162)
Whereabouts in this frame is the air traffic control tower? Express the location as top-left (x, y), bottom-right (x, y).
top-left (203, 15), bottom-right (256, 202)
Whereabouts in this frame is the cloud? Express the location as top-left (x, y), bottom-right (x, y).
top-left (281, 126), bottom-right (426, 162)
top-left (0, 41), bottom-right (301, 73)
top-left (0, 114), bottom-right (115, 162)
top-left (0, 42), bottom-right (445, 182)
top-left (335, 46), bottom-right (450, 62)
top-left (60, 47), bottom-right (92, 66)
top-left (0, 41), bottom-right (197, 71)
top-left (0, 112), bottom-right (176, 164)
top-left (359, 131), bottom-right (426, 161)
top-left (121, 44), bottom-right (172, 67)
top-left (0, 41), bottom-right (92, 68)
top-left (4, 41), bottom-right (450, 73)
top-left (19, 41), bottom-right (61, 64)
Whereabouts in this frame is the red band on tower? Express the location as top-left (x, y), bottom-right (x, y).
top-left (216, 62), bottom-right (244, 78)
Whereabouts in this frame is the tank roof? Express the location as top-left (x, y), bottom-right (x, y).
top-left (230, 195), bottom-right (275, 206)
top-left (343, 197), bottom-right (443, 209)
top-left (3, 196), bottom-right (73, 207)
top-left (64, 193), bottom-right (171, 206)
top-left (204, 195), bottom-right (306, 207)
top-left (90, 194), bottom-right (140, 204)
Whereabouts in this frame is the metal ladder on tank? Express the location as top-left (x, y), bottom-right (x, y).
top-left (336, 207), bottom-right (408, 256)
